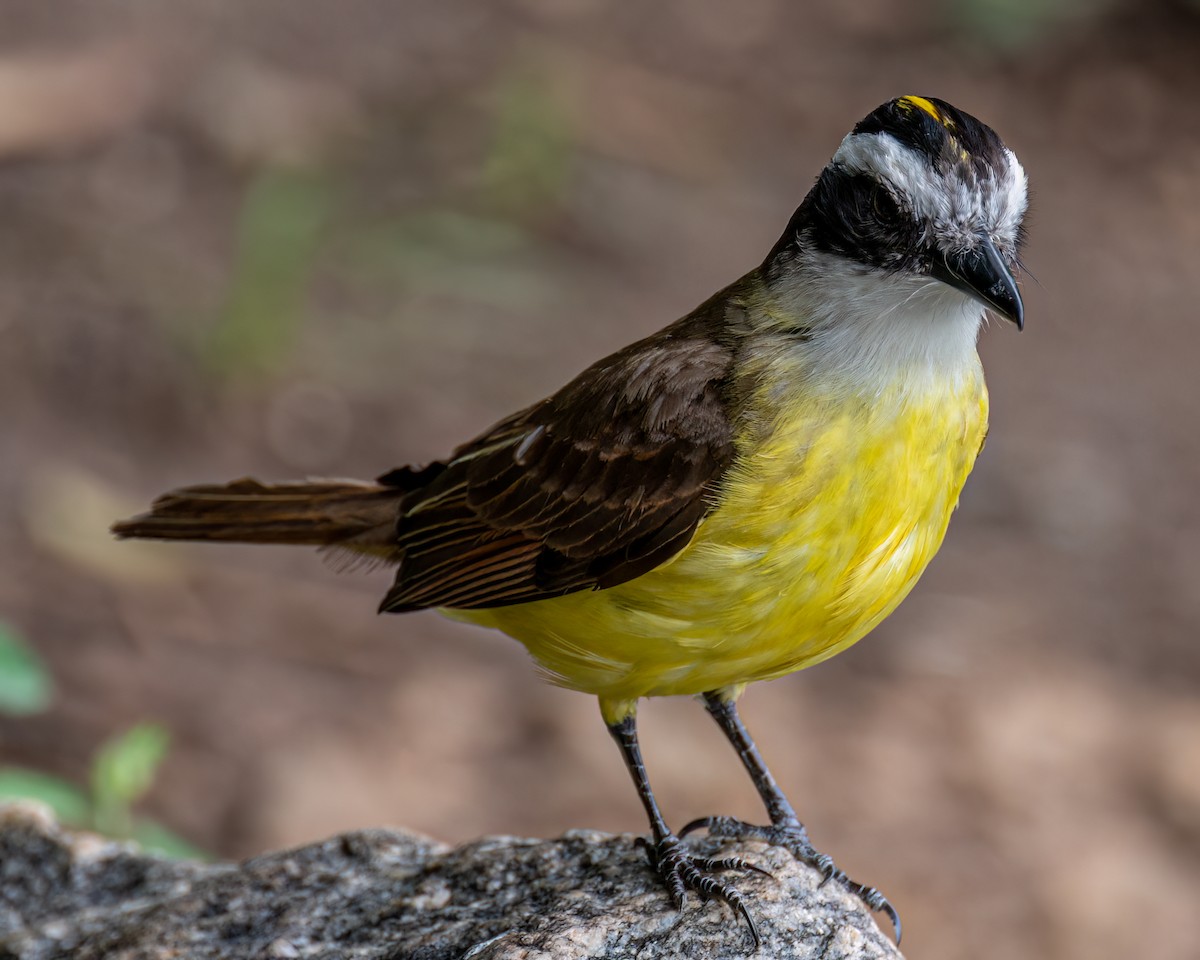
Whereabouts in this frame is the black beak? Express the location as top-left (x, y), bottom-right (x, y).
top-left (930, 236), bottom-right (1024, 330)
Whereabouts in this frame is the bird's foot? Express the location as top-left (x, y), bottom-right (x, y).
top-left (636, 833), bottom-right (770, 949)
top-left (679, 815), bottom-right (901, 943)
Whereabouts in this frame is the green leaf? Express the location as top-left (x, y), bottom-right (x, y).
top-left (331, 210), bottom-right (552, 311)
top-left (0, 768), bottom-right (91, 824)
top-left (483, 60), bottom-right (574, 218)
top-left (130, 818), bottom-right (209, 861)
top-left (91, 723), bottom-right (171, 836)
top-left (949, 0), bottom-right (1116, 50)
top-left (204, 169), bottom-right (334, 377)
top-left (0, 623), bottom-right (52, 716)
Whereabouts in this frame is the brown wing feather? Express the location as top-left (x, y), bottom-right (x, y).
top-left (378, 303), bottom-right (740, 613)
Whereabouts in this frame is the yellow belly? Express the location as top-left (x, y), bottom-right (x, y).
top-left (453, 366), bottom-right (988, 707)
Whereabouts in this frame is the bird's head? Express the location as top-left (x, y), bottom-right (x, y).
top-left (769, 96), bottom-right (1028, 331)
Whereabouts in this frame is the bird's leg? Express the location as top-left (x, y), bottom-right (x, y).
top-left (678, 690), bottom-right (901, 942)
top-left (605, 707), bottom-right (765, 948)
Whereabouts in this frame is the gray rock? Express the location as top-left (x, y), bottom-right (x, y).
top-left (0, 802), bottom-right (902, 959)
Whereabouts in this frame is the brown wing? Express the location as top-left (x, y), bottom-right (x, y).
top-left (378, 320), bottom-right (738, 612)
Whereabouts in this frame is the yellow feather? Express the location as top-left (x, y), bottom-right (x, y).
top-left (899, 95), bottom-right (946, 126)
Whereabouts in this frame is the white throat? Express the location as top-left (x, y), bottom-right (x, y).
top-left (767, 252), bottom-right (985, 392)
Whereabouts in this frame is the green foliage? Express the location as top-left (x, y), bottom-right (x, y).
top-left (189, 53), bottom-right (576, 389)
top-left (0, 639), bottom-right (202, 858)
top-left (0, 768), bottom-right (91, 823)
top-left (129, 817), bottom-right (210, 860)
top-left (482, 60), bottom-right (574, 219)
top-left (91, 723), bottom-right (172, 838)
top-left (332, 209), bottom-right (554, 313)
top-left (0, 622), bottom-right (52, 716)
top-left (330, 55), bottom-right (574, 323)
top-left (0, 752), bottom-right (206, 858)
top-left (950, 0), bottom-right (1116, 49)
top-left (204, 169), bottom-right (334, 377)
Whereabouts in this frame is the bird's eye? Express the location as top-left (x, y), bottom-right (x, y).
top-left (871, 185), bottom-right (901, 224)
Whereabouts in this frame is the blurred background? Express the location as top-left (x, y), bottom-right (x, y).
top-left (1, 0), bottom-right (1198, 957)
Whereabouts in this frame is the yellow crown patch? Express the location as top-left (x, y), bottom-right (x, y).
top-left (899, 95), bottom-right (968, 160)
top-left (899, 95), bottom-right (955, 129)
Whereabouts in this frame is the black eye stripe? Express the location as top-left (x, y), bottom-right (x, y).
top-left (765, 168), bottom-right (926, 270)
top-left (870, 183), bottom-right (902, 222)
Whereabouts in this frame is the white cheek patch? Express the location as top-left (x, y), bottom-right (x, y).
top-left (832, 131), bottom-right (1027, 249)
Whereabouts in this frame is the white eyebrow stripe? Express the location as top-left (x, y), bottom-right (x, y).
top-left (997, 147), bottom-right (1029, 239)
top-left (831, 131), bottom-right (1028, 244)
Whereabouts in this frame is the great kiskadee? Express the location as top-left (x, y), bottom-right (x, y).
top-left (114, 96), bottom-right (1028, 946)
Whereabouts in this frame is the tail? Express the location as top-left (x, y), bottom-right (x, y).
top-left (111, 477), bottom-right (403, 549)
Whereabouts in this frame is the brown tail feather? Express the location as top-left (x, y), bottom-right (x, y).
top-left (111, 477), bottom-right (403, 548)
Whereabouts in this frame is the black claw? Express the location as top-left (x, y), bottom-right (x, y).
top-left (845, 882), bottom-right (901, 943)
top-left (678, 816), bottom-right (901, 943)
top-left (692, 855), bottom-right (774, 879)
top-left (679, 816), bottom-right (718, 839)
top-left (638, 834), bottom-right (764, 949)
top-left (885, 902), bottom-right (902, 944)
top-left (737, 900), bottom-right (762, 950)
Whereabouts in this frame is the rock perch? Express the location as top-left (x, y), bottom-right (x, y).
top-left (0, 803), bottom-right (902, 959)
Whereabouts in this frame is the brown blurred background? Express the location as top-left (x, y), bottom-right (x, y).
top-left (2, 1), bottom-right (1199, 957)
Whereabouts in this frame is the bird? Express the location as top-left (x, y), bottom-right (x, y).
top-left (113, 95), bottom-right (1027, 947)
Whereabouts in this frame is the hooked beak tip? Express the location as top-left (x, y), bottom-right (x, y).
top-left (932, 236), bottom-right (1024, 332)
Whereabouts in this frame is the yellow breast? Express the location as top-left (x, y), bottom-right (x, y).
top-left (456, 362), bottom-right (988, 704)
